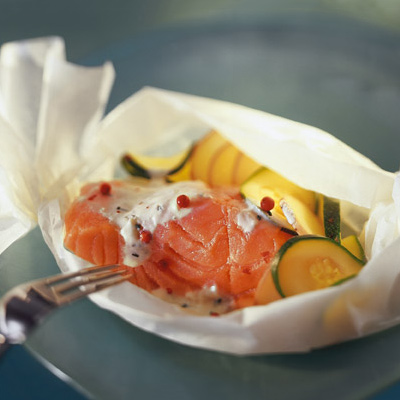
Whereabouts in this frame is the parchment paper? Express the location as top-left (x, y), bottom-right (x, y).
top-left (1, 37), bottom-right (400, 354)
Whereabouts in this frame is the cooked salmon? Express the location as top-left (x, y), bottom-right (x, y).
top-left (64, 180), bottom-right (293, 313)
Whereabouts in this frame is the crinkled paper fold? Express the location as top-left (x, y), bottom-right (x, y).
top-left (1, 37), bottom-right (400, 354)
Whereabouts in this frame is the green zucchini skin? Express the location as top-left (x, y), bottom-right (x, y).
top-left (320, 196), bottom-right (341, 243)
top-left (271, 235), bottom-right (364, 298)
top-left (121, 144), bottom-right (195, 181)
top-left (121, 154), bottom-right (152, 179)
top-left (341, 235), bottom-right (366, 263)
top-left (165, 144), bottom-right (195, 177)
top-left (330, 274), bottom-right (357, 286)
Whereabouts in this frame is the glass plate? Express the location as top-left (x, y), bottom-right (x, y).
top-left (2, 14), bottom-right (400, 400)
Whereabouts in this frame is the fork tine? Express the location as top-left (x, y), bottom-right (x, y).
top-left (44, 264), bottom-right (122, 285)
top-left (53, 268), bottom-right (129, 294)
top-left (56, 273), bottom-right (132, 304)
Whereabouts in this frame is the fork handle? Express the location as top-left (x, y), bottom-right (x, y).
top-left (0, 333), bottom-right (11, 358)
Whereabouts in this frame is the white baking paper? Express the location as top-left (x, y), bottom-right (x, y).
top-left (0, 37), bottom-right (115, 253)
top-left (2, 37), bottom-right (400, 354)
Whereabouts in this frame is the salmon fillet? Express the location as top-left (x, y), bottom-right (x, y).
top-left (64, 180), bottom-right (293, 312)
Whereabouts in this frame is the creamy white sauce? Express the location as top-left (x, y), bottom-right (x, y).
top-left (235, 199), bottom-right (270, 234)
top-left (152, 285), bottom-right (234, 315)
top-left (236, 208), bottom-right (259, 234)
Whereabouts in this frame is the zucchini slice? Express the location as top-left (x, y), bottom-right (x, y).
top-left (318, 195), bottom-right (341, 243)
top-left (121, 145), bottom-right (194, 181)
top-left (279, 195), bottom-right (324, 236)
top-left (121, 154), bottom-right (151, 179)
top-left (189, 130), bottom-right (261, 186)
top-left (240, 167), bottom-right (322, 234)
top-left (255, 270), bottom-right (283, 305)
top-left (271, 235), bottom-right (364, 297)
top-left (341, 235), bottom-right (366, 262)
top-left (240, 167), bottom-right (317, 214)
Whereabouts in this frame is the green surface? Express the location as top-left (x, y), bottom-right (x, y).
top-left (2, 229), bottom-right (400, 399)
top-left (0, 345), bottom-right (88, 400)
top-left (1, 1), bottom-right (400, 399)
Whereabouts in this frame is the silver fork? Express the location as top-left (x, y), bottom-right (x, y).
top-left (0, 264), bottom-right (132, 357)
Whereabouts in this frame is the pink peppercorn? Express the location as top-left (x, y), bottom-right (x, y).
top-left (100, 183), bottom-right (111, 195)
top-left (260, 196), bottom-right (275, 212)
top-left (176, 194), bottom-right (190, 209)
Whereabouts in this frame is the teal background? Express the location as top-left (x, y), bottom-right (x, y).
top-left (1, 1), bottom-right (400, 399)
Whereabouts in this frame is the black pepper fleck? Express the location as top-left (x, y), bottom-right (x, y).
top-left (280, 227), bottom-right (299, 236)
